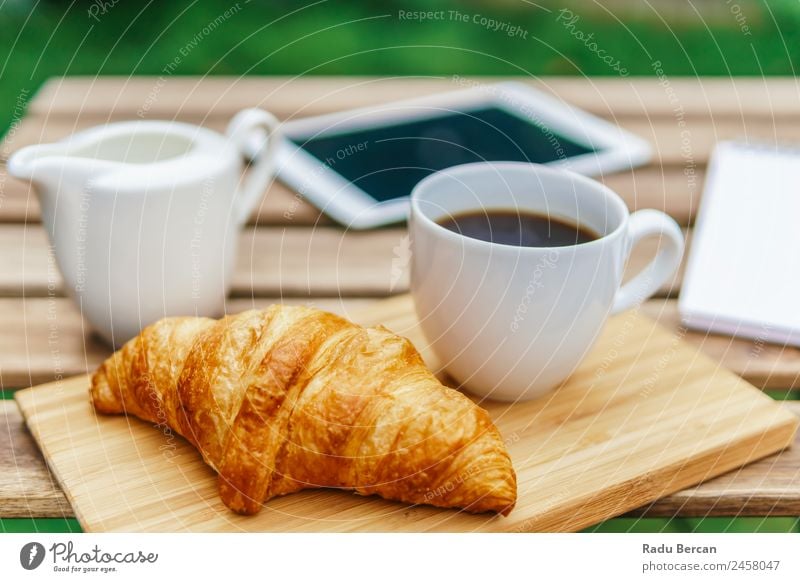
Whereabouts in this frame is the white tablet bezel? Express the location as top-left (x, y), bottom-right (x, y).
top-left (276, 82), bottom-right (651, 229)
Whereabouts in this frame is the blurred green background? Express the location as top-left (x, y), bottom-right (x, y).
top-left (1, 0), bottom-right (798, 533)
top-left (3, 0), bottom-right (800, 133)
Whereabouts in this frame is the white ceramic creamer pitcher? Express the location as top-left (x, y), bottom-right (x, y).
top-left (8, 109), bottom-right (279, 347)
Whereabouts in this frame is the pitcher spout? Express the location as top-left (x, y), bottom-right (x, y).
top-left (7, 143), bottom-right (112, 203)
top-left (7, 143), bottom-right (65, 181)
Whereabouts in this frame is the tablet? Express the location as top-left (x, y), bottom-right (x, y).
top-left (276, 82), bottom-right (651, 229)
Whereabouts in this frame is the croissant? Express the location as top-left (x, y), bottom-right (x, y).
top-left (90, 305), bottom-right (517, 516)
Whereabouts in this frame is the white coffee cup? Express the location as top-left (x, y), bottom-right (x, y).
top-left (409, 162), bottom-right (684, 402)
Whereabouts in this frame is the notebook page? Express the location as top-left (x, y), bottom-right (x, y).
top-left (679, 141), bottom-right (800, 345)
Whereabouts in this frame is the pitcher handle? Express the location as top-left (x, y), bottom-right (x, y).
top-left (226, 108), bottom-right (280, 224)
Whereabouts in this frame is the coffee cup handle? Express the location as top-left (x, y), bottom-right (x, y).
top-left (226, 108), bottom-right (281, 224)
top-left (611, 209), bottom-right (684, 314)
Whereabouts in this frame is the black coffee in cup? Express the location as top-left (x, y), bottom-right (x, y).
top-left (436, 209), bottom-right (598, 248)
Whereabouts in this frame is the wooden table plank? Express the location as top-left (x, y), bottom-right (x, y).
top-left (0, 165), bottom-right (701, 227)
top-left (0, 297), bottom-right (375, 388)
top-left (0, 225), bottom-right (411, 297)
top-left (29, 76), bottom-right (800, 121)
top-left (2, 294), bottom-right (798, 392)
top-left (0, 170), bottom-right (326, 226)
top-left (600, 167), bottom-right (701, 227)
top-left (9, 112), bottom-right (788, 169)
top-left (0, 223), bottom-right (689, 299)
top-left (4, 112), bottom-right (709, 228)
top-left (2, 398), bottom-right (797, 519)
top-left (0, 400), bottom-right (72, 518)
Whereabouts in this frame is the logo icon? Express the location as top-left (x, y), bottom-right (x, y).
top-left (19, 542), bottom-right (45, 570)
top-left (389, 234), bottom-right (411, 292)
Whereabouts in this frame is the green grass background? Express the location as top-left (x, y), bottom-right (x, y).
top-left (1, 0), bottom-right (799, 532)
top-left (3, 0), bottom-right (800, 132)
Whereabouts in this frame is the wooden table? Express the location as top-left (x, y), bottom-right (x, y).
top-left (1, 76), bottom-right (799, 523)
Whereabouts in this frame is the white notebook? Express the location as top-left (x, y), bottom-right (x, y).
top-left (679, 141), bottom-right (800, 346)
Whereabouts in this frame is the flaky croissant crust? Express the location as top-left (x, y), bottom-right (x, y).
top-left (91, 306), bottom-right (517, 516)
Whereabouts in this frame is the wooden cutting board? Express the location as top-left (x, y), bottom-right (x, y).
top-left (15, 295), bottom-right (798, 532)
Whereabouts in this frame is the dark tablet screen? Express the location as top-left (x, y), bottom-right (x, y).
top-left (290, 106), bottom-right (595, 202)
